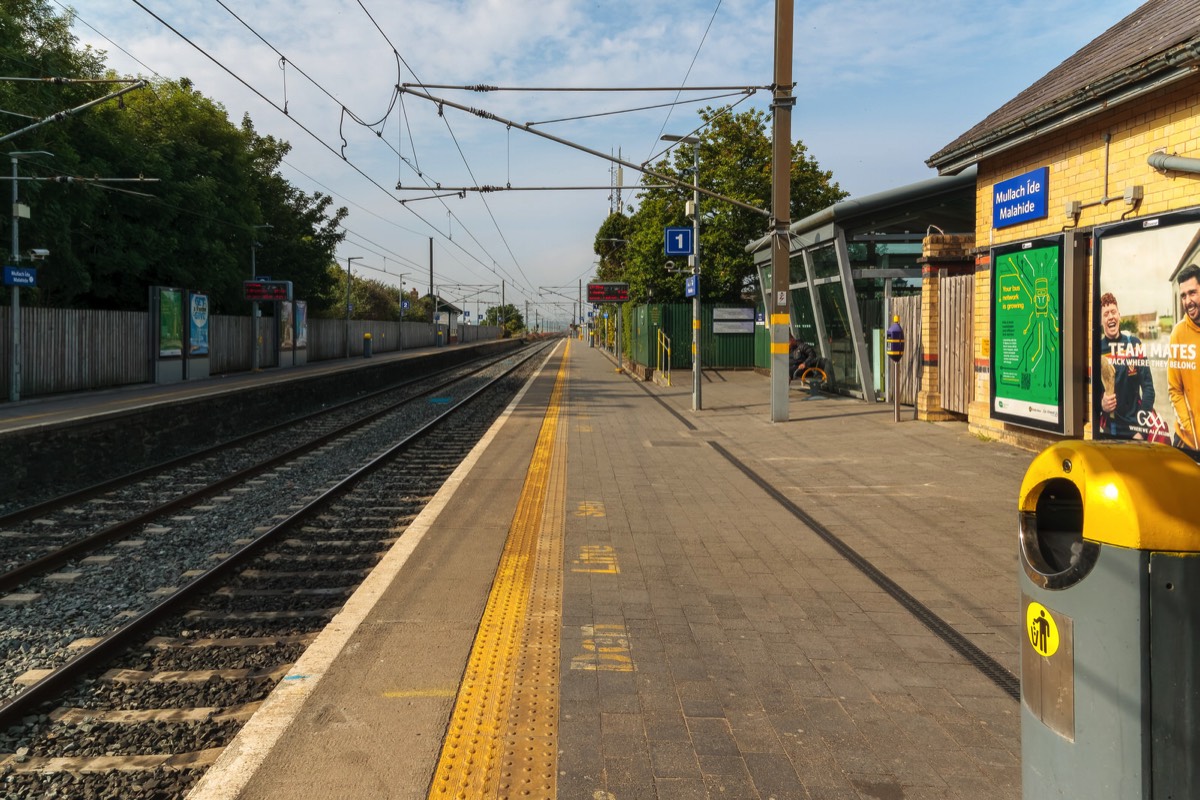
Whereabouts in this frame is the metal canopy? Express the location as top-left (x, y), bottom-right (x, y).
top-left (750, 166), bottom-right (977, 402)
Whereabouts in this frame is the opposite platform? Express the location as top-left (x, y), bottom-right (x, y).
top-left (190, 340), bottom-right (1036, 799)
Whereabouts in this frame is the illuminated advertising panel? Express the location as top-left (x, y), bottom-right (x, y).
top-left (1093, 208), bottom-right (1200, 458)
top-left (991, 236), bottom-right (1065, 432)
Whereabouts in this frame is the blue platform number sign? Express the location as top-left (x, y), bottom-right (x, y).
top-left (993, 166), bottom-right (1049, 229)
top-left (665, 227), bottom-right (693, 256)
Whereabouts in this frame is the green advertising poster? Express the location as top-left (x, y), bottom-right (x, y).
top-left (159, 287), bottom-right (183, 357)
top-left (991, 238), bottom-right (1063, 430)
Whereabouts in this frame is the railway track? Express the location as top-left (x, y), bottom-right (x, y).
top-left (0, 348), bottom-right (525, 582)
top-left (0, 342), bottom-right (555, 799)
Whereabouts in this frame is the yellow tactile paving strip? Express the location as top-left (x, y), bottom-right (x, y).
top-left (428, 341), bottom-right (569, 799)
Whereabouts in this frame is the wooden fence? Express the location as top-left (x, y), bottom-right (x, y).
top-left (0, 306), bottom-right (501, 400)
top-left (891, 295), bottom-right (922, 405)
top-left (938, 272), bottom-right (974, 415)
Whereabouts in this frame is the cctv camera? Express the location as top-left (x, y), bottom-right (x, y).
top-left (28, 248), bottom-right (49, 258)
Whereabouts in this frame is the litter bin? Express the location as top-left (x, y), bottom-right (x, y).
top-left (363, 332), bottom-right (372, 358)
top-left (1018, 440), bottom-right (1200, 799)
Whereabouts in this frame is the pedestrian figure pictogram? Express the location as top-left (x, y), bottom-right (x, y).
top-left (1026, 601), bottom-right (1060, 657)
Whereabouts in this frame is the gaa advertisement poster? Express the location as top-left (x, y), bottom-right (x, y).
top-left (991, 236), bottom-right (1065, 432)
top-left (1093, 208), bottom-right (1200, 457)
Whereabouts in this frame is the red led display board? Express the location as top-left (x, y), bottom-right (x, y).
top-left (243, 280), bottom-right (293, 301)
top-left (587, 282), bottom-right (630, 303)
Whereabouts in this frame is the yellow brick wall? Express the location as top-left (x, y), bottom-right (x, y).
top-left (968, 78), bottom-right (1200, 449)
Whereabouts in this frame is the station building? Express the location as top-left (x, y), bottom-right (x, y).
top-left (759, 0), bottom-right (1200, 453)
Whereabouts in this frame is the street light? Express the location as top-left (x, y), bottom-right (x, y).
top-left (661, 134), bottom-right (702, 411)
top-left (250, 224), bottom-right (272, 372)
top-left (8, 150), bottom-right (53, 403)
top-left (345, 255), bottom-right (361, 358)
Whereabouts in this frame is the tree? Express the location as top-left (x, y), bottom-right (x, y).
top-left (1, 1), bottom-right (347, 313)
top-left (405, 289), bottom-right (433, 324)
top-left (593, 213), bottom-right (631, 282)
top-left (314, 263), bottom-right (403, 321)
top-left (483, 304), bottom-right (524, 338)
top-left (596, 107), bottom-right (846, 304)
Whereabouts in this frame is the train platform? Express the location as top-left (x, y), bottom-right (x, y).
top-left (0, 340), bottom-right (476, 437)
top-left (161, 338), bottom-right (1034, 800)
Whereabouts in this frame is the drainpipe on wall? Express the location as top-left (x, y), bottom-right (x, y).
top-left (1148, 152), bottom-right (1200, 174)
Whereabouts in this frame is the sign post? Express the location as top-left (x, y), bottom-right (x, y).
top-left (671, 221), bottom-right (702, 411)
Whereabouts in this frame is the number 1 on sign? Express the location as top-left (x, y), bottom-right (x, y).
top-left (673, 232), bottom-right (686, 251)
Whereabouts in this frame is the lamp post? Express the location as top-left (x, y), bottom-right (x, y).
top-left (345, 255), bottom-right (361, 358)
top-left (662, 134), bottom-right (701, 411)
top-left (250, 224), bottom-right (271, 372)
top-left (8, 150), bottom-right (52, 403)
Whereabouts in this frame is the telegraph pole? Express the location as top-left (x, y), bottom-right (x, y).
top-left (769, 0), bottom-right (795, 422)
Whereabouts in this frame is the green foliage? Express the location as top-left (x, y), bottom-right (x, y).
top-left (1, 1), bottom-right (347, 313)
top-left (482, 303), bottom-right (524, 337)
top-left (317, 263), bottom-right (404, 321)
top-left (595, 107), bottom-right (846, 305)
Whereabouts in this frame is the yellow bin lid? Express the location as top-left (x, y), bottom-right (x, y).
top-left (1020, 440), bottom-right (1200, 552)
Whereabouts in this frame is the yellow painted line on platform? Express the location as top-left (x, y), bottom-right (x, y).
top-left (428, 340), bottom-right (569, 799)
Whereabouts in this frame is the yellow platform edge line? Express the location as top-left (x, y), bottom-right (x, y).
top-left (428, 340), bottom-right (569, 799)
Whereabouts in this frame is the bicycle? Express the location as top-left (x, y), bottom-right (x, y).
top-left (791, 358), bottom-right (833, 392)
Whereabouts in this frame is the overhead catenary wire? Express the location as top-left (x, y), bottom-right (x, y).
top-left (51, 1), bottom-right (541, 314)
top-left (123, 0), bottom-right (536, 304)
top-left (398, 86), bottom-right (769, 217)
top-left (118, 1), bottom-right (522, 299)
top-left (649, 0), bottom-right (725, 157)
top-left (352, 0), bottom-right (535, 295)
top-left (76, 3), bottom-right (769, 313)
top-left (525, 89), bottom-right (755, 127)
top-left (404, 83), bottom-right (766, 92)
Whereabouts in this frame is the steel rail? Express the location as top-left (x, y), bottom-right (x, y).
top-left (0, 343), bottom-right (551, 728)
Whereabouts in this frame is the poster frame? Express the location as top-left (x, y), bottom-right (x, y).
top-left (989, 232), bottom-right (1083, 435)
top-left (1092, 206), bottom-right (1200, 452)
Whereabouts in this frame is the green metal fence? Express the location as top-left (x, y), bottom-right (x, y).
top-left (629, 303), bottom-right (759, 370)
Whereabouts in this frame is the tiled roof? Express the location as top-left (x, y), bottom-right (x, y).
top-left (927, 0), bottom-right (1200, 172)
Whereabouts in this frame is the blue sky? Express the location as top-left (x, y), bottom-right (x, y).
top-left (64, 0), bottom-right (1144, 325)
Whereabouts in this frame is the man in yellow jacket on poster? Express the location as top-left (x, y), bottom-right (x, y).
top-left (1168, 263), bottom-right (1200, 456)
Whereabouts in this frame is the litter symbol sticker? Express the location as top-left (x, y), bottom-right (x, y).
top-left (1027, 601), bottom-right (1060, 657)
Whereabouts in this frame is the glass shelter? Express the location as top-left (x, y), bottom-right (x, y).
top-left (751, 167), bottom-right (976, 400)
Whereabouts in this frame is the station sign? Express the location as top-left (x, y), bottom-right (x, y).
top-left (665, 227), bottom-right (693, 256)
top-left (243, 280), bottom-right (293, 301)
top-left (993, 166), bottom-right (1049, 229)
top-left (587, 282), bottom-right (630, 303)
top-left (3, 266), bottom-right (36, 287)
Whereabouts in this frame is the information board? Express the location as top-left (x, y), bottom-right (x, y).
top-left (244, 280), bottom-right (293, 301)
top-left (587, 282), bottom-right (630, 303)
